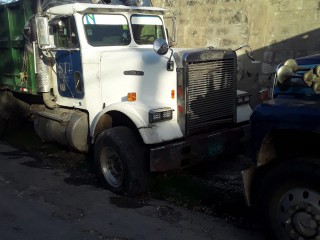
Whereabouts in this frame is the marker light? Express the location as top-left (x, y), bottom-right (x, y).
top-left (128, 92), bottom-right (136, 102)
top-left (171, 90), bottom-right (175, 99)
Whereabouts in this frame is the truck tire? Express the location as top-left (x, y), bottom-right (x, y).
top-left (259, 158), bottom-right (320, 240)
top-left (94, 126), bottom-right (149, 196)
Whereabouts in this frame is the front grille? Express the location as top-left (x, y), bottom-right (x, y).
top-left (187, 59), bottom-right (236, 133)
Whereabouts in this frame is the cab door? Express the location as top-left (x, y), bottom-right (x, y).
top-left (53, 17), bottom-right (84, 99)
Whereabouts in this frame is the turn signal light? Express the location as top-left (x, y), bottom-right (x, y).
top-left (128, 92), bottom-right (136, 102)
top-left (171, 90), bottom-right (175, 99)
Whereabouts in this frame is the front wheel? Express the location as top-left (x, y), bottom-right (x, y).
top-left (259, 159), bottom-right (320, 240)
top-left (94, 126), bottom-right (149, 196)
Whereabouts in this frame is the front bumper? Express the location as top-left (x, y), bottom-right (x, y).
top-left (149, 123), bottom-right (250, 172)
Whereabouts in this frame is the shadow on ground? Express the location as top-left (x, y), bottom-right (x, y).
top-left (0, 120), bottom-right (262, 233)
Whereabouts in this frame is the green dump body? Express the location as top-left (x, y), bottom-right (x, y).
top-left (0, 0), bottom-right (38, 95)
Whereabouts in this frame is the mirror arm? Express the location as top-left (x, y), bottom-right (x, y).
top-left (234, 45), bottom-right (255, 61)
top-left (167, 48), bottom-right (174, 71)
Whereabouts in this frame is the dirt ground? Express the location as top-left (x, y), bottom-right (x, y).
top-left (1, 121), bottom-right (264, 238)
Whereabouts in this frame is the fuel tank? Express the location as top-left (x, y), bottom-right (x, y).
top-left (33, 108), bottom-right (89, 152)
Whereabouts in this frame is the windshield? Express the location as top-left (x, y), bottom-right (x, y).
top-left (83, 14), bottom-right (131, 46)
top-left (131, 15), bottom-right (165, 45)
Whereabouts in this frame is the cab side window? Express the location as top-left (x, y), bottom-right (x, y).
top-left (52, 17), bottom-right (79, 48)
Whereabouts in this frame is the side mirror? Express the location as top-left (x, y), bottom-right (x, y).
top-left (35, 16), bottom-right (51, 49)
top-left (153, 38), bottom-right (174, 71)
top-left (153, 38), bottom-right (169, 55)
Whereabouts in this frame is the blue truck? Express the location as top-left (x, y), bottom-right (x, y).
top-left (242, 55), bottom-right (320, 240)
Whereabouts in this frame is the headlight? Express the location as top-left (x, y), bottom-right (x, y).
top-left (149, 107), bottom-right (173, 123)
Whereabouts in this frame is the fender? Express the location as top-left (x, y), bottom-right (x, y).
top-left (91, 102), bottom-right (183, 145)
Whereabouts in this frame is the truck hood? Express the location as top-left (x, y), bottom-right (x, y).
top-left (99, 48), bottom-right (177, 108)
top-left (250, 95), bottom-right (320, 158)
top-left (295, 54), bottom-right (320, 66)
top-left (252, 95), bottom-right (320, 131)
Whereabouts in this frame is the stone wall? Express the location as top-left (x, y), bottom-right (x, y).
top-left (152, 0), bottom-right (320, 105)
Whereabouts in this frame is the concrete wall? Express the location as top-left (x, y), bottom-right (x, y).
top-left (153, 0), bottom-right (320, 105)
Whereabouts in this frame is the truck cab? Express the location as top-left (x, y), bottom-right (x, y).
top-left (35, 3), bottom-right (181, 146)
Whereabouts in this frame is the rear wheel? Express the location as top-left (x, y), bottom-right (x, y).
top-left (94, 126), bottom-right (149, 196)
top-left (259, 159), bottom-right (320, 240)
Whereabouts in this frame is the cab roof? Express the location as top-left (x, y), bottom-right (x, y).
top-left (46, 3), bottom-right (166, 16)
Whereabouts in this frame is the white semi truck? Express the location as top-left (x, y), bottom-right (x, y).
top-left (0, 0), bottom-right (251, 196)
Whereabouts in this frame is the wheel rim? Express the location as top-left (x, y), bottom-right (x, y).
top-left (276, 188), bottom-right (320, 240)
top-left (100, 146), bottom-right (124, 188)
